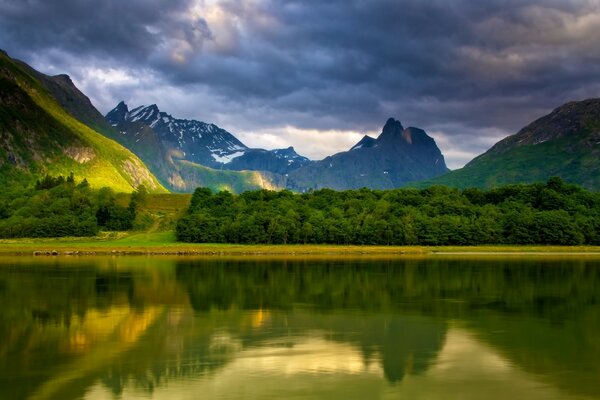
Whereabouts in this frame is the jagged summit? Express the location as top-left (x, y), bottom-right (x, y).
top-left (105, 101), bottom-right (129, 124)
top-left (383, 117), bottom-right (404, 131)
top-left (376, 119), bottom-right (434, 148)
top-left (287, 117), bottom-right (448, 191)
top-left (106, 102), bottom-right (247, 168)
top-left (377, 118), bottom-right (405, 141)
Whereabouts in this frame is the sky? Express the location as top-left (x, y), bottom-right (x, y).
top-left (1, 0), bottom-right (600, 169)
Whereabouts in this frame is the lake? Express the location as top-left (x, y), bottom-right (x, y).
top-left (0, 255), bottom-right (598, 399)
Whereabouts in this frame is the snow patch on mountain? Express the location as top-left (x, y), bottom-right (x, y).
top-left (211, 151), bottom-right (246, 164)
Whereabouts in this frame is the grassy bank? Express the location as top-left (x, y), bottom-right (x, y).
top-left (1, 231), bottom-right (600, 256)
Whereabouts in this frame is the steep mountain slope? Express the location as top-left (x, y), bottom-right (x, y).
top-left (0, 50), bottom-right (166, 192)
top-left (428, 99), bottom-right (600, 190)
top-left (286, 118), bottom-right (449, 190)
top-left (105, 102), bottom-right (312, 175)
top-left (103, 102), bottom-right (287, 192)
top-left (106, 102), bottom-right (248, 168)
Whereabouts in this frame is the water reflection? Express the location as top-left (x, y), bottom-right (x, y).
top-left (0, 256), bottom-right (598, 399)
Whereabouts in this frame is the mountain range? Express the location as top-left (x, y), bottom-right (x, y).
top-left (104, 102), bottom-right (448, 192)
top-left (287, 118), bottom-right (449, 190)
top-left (1, 48), bottom-right (599, 193)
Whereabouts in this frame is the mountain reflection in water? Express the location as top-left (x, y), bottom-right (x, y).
top-left (0, 256), bottom-right (598, 399)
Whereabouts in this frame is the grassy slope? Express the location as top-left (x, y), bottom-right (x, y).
top-left (420, 133), bottom-right (600, 190)
top-left (114, 192), bottom-right (192, 231)
top-left (177, 160), bottom-right (283, 193)
top-left (0, 52), bottom-right (167, 193)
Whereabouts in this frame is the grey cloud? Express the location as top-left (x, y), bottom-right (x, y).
top-left (1, 0), bottom-right (599, 167)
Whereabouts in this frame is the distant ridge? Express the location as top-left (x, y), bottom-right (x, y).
top-left (426, 98), bottom-right (600, 190)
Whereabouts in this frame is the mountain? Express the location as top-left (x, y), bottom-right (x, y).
top-left (350, 135), bottom-right (377, 151)
top-left (0, 50), bottom-right (166, 193)
top-left (106, 102), bottom-right (312, 175)
top-left (103, 102), bottom-right (286, 192)
top-left (286, 118), bottom-right (449, 191)
top-left (226, 147), bottom-right (311, 175)
top-left (427, 98), bottom-right (600, 190)
top-left (106, 102), bottom-right (248, 168)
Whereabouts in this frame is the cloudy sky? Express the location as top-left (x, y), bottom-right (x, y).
top-left (2, 0), bottom-right (600, 168)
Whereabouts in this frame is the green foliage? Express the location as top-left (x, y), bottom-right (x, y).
top-left (421, 132), bottom-right (600, 191)
top-left (177, 178), bottom-right (600, 245)
top-left (34, 173), bottom-right (76, 190)
top-left (0, 175), bottom-right (146, 238)
top-left (0, 175), bottom-right (98, 237)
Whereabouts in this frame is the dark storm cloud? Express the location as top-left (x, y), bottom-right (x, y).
top-left (0, 0), bottom-right (211, 64)
top-left (1, 0), bottom-right (599, 165)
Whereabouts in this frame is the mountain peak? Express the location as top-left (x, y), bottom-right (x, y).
top-left (383, 117), bottom-right (404, 132)
top-left (377, 117), bottom-right (407, 145)
top-left (350, 135), bottom-right (377, 150)
top-left (116, 100), bottom-right (128, 111)
top-left (105, 101), bottom-right (130, 126)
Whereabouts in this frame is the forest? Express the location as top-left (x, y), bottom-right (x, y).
top-left (176, 177), bottom-right (600, 245)
top-left (0, 174), bottom-right (146, 238)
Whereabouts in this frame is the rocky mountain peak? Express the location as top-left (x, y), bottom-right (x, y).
top-left (106, 101), bottom-right (130, 126)
top-left (382, 117), bottom-right (404, 133)
top-left (350, 135), bottom-right (377, 151)
top-left (116, 100), bottom-right (128, 110)
top-left (377, 118), bottom-right (406, 144)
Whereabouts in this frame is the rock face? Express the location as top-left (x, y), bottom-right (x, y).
top-left (106, 102), bottom-right (248, 169)
top-left (428, 98), bottom-right (600, 190)
top-left (286, 118), bottom-right (449, 191)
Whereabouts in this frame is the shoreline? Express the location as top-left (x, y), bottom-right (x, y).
top-left (1, 240), bottom-right (600, 257)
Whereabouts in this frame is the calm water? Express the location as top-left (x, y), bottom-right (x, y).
top-left (0, 255), bottom-right (599, 400)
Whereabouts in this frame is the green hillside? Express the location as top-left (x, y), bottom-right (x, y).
top-left (0, 50), bottom-right (166, 193)
top-left (421, 99), bottom-right (600, 190)
top-left (176, 160), bottom-right (284, 193)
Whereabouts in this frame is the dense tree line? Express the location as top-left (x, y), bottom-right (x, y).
top-left (177, 177), bottom-right (600, 245)
top-left (0, 174), bottom-right (146, 238)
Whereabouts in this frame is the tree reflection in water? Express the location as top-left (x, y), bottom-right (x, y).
top-left (0, 256), bottom-right (598, 399)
